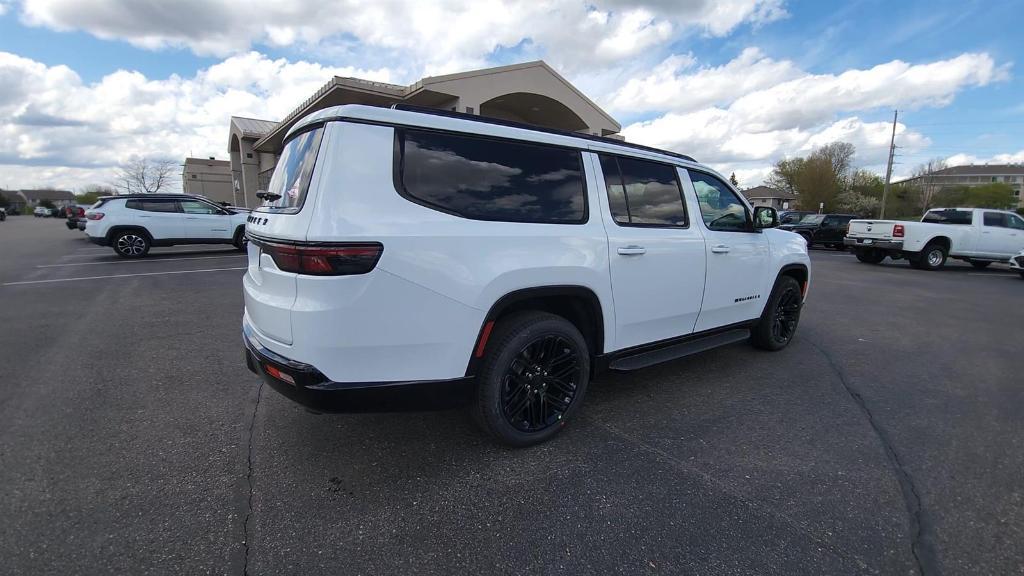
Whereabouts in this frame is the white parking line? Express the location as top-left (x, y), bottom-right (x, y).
top-left (967, 273), bottom-right (1017, 277)
top-left (62, 248), bottom-right (239, 258)
top-left (37, 254), bottom-right (246, 268)
top-left (3, 267), bottom-right (246, 286)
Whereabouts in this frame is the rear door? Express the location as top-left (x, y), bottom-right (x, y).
top-left (179, 199), bottom-right (234, 241)
top-left (596, 153), bottom-right (706, 349)
top-left (126, 198), bottom-right (183, 240)
top-left (684, 170), bottom-right (771, 332)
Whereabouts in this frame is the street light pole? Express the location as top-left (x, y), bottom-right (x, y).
top-left (880, 110), bottom-right (898, 219)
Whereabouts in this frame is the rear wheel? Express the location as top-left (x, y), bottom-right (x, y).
top-left (970, 260), bottom-right (991, 269)
top-left (751, 275), bottom-right (803, 351)
top-left (855, 249), bottom-right (886, 264)
top-left (233, 229), bottom-right (248, 251)
top-left (473, 311), bottom-right (590, 447)
top-left (912, 243), bottom-right (947, 271)
top-left (112, 230), bottom-right (150, 258)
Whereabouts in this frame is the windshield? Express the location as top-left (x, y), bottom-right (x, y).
top-left (260, 126), bottom-right (324, 213)
top-left (799, 214), bottom-right (825, 224)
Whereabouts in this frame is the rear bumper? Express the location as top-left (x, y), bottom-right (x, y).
top-left (242, 320), bottom-right (474, 412)
top-left (845, 237), bottom-right (903, 250)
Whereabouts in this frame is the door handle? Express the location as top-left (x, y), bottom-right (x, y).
top-left (617, 245), bottom-right (646, 256)
top-left (185, 217), bottom-right (198, 220)
top-left (137, 215), bottom-right (151, 218)
top-left (711, 244), bottom-right (731, 253)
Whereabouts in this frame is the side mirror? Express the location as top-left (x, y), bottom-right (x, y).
top-left (753, 206), bottom-right (778, 229)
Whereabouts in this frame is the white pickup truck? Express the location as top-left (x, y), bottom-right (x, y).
top-left (845, 207), bottom-right (1024, 270)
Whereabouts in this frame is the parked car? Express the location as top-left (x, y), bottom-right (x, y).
top-left (241, 104), bottom-right (811, 447)
top-left (33, 206), bottom-right (51, 217)
top-left (84, 194), bottom-right (249, 257)
top-left (0, 207), bottom-right (6, 221)
top-left (65, 204), bottom-right (89, 230)
top-left (1009, 249), bottom-right (1024, 279)
top-left (779, 213), bottom-right (856, 249)
top-left (778, 210), bottom-right (815, 225)
top-left (845, 208), bottom-right (1024, 270)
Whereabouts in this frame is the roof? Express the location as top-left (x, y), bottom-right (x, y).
top-left (19, 189), bottom-right (74, 201)
top-left (931, 164), bottom-right (1024, 176)
top-left (742, 185), bottom-right (794, 200)
top-left (184, 157), bottom-right (230, 166)
top-left (230, 116), bottom-right (278, 139)
top-left (99, 193), bottom-right (200, 200)
top-left (252, 60), bottom-right (620, 153)
top-left (289, 104), bottom-right (701, 168)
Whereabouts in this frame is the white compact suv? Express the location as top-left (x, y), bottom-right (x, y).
top-left (242, 105), bottom-right (811, 446)
top-left (85, 194), bottom-right (250, 257)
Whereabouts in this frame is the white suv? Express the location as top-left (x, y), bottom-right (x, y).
top-left (85, 194), bottom-right (249, 257)
top-left (242, 105), bottom-right (811, 446)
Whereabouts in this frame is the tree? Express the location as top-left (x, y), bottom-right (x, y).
top-left (766, 142), bottom-right (856, 211)
top-left (765, 157), bottom-right (805, 196)
top-left (729, 172), bottom-right (739, 187)
top-left (911, 157), bottom-right (948, 211)
top-left (112, 158), bottom-right (177, 194)
top-left (965, 183), bottom-right (1017, 209)
top-left (76, 184), bottom-right (116, 205)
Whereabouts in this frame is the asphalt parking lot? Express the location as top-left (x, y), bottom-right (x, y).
top-left (1, 216), bottom-right (1021, 575)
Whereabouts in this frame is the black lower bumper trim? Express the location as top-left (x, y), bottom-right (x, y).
top-left (88, 235), bottom-right (108, 246)
top-left (243, 327), bottom-right (474, 413)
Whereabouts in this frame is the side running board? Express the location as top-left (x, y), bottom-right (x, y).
top-left (608, 329), bottom-right (751, 371)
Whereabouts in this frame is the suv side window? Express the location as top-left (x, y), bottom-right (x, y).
top-left (180, 200), bottom-right (223, 215)
top-left (598, 154), bottom-right (687, 227)
top-left (395, 128), bottom-right (586, 224)
top-left (690, 171), bottom-right (751, 232)
top-left (1007, 214), bottom-right (1024, 230)
top-left (126, 199), bottom-right (179, 213)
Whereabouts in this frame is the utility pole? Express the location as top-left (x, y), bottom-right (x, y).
top-left (880, 109), bottom-right (898, 219)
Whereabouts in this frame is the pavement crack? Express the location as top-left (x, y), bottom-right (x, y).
top-left (807, 338), bottom-right (940, 576)
top-left (242, 382), bottom-right (264, 576)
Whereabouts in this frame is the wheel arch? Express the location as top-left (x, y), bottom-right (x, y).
top-left (923, 235), bottom-right (951, 251)
top-left (465, 285), bottom-right (605, 377)
top-left (105, 225), bottom-right (153, 243)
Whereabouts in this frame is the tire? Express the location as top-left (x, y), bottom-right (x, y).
top-left (970, 260), bottom-right (991, 269)
top-left (799, 233), bottom-right (813, 248)
top-left (855, 249), bottom-right (885, 264)
top-left (832, 244), bottom-right (846, 251)
top-left (112, 230), bottom-right (150, 258)
top-left (913, 243), bottom-right (947, 271)
top-left (233, 229), bottom-right (248, 251)
top-left (751, 275), bottom-right (803, 351)
top-left (473, 311), bottom-right (590, 447)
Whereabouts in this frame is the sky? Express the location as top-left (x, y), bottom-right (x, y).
top-left (0, 0), bottom-right (1022, 192)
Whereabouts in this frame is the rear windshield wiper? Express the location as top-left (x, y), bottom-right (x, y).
top-left (256, 191), bottom-right (282, 202)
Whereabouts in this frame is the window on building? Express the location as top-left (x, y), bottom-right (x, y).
top-left (598, 155), bottom-right (687, 226)
top-left (396, 128), bottom-right (586, 224)
top-left (690, 171), bottom-right (750, 232)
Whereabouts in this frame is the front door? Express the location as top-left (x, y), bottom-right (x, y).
top-left (684, 170), bottom-right (771, 332)
top-left (594, 153), bottom-right (707, 350)
top-left (179, 199), bottom-right (233, 241)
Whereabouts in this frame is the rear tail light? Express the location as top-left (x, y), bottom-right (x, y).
top-left (893, 224), bottom-right (905, 238)
top-left (86, 212), bottom-right (104, 220)
top-left (252, 238), bottom-right (383, 276)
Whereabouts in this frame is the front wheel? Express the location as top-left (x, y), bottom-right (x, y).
top-left (473, 311), bottom-right (590, 447)
top-left (751, 275), bottom-right (803, 351)
top-left (113, 230), bottom-right (150, 258)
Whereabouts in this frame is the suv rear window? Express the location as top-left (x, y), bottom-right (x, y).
top-left (923, 209), bottom-right (972, 225)
top-left (261, 127), bottom-right (324, 213)
top-left (395, 128), bottom-right (586, 224)
top-left (125, 199), bottom-right (179, 212)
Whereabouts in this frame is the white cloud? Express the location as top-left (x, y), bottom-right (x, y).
top-left (0, 50), bottom-right (390, 189)
top-left (944, 150), bottom-right (1024, 166)
top-left (18, 0), bottom-right (785, 72)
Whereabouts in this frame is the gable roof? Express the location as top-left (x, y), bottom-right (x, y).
top-left (742, 185), bottom-right (794, 200)
top-left (19, 189), bottom-right (74, 201)
top-left (931, 164), bottom-right (1024, 176)
top-left (230, 116), bottom-right (278, 140)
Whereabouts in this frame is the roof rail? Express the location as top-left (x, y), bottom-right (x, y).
top-left (389, 104), bottom-right (697, 164)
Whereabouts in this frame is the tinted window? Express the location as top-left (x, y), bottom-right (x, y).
top-left (598, 155), bottom-right (687, 227)
top-left (1008, 214), bottom-right (1024, 230)
top-left (691, 172), bottom-right (750, 231)
top-left (923, 209), bottom-right (973, 225)
top-left (262, 127), bottom-right (324, 213)
top-left (125, 199), bottom-right (178, 213)
top-left (983, 212), bottom-right (1008, 228)
top-left (396, 129), bottom-right (585, 224)
top-left (180, 200), bottom-right (222, 215)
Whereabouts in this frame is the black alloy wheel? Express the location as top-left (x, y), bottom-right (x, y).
top-left (771, 285), bottom-right (802, 344)
top-left (751, 275), bottom-right (803, 351)
top-left (501, 335), bottom-right (582, 433)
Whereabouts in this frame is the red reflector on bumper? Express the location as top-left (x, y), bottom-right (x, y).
top-left (264, 364), bottom-right (296, 385)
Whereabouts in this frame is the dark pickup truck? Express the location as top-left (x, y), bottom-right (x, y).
top-left (779, 213), bottom-right (856, 249)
